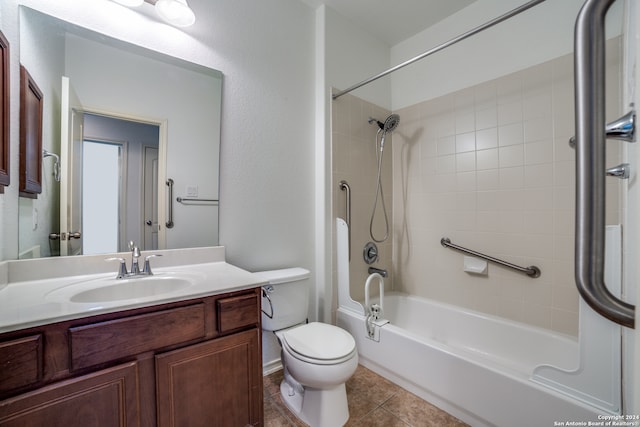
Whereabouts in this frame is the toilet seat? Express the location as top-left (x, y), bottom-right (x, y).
top-left (280, 322), bottom-right (356, 365)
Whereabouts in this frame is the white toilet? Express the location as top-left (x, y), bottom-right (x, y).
top-left (256, 268), bottom-right (358, 427)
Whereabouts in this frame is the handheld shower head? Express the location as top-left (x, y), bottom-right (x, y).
top-left (367, 114), bottom-right (400, 244)
top-left (382, 114), bottom-right (400, 133)
top-left (368, 114), bottom-right (400, 133)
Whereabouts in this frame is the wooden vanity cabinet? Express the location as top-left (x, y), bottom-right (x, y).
top-left (0, 288), bottom-right (263, 427)
top-left (156, 329), bottom-right (261, 426)
top-left (0, 361), bottom-right (141, 426)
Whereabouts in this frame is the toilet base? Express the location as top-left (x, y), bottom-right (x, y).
top-left (280, 380), bottom-right (350, 427)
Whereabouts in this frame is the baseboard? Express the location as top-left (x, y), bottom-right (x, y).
top-left (263, 359), bottom-right (283, 376)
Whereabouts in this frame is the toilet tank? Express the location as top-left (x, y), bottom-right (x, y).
top-left (254, 267), bottom-right (311, 331)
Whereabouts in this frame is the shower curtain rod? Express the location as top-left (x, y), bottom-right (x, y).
top-left (332, 0), bottom-right (547, 100)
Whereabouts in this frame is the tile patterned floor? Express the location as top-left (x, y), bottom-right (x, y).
top-left (263, 365), bottom-right (469, 427)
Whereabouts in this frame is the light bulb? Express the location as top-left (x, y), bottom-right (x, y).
top-left (155, 0), bottom-right (196, 27)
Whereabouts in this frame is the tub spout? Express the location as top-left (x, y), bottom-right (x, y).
top-left (368, 267), bottom-right (388, 278)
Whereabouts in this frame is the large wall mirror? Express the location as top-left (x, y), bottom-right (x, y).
top-left (17, 6), bottom-right (222, 259)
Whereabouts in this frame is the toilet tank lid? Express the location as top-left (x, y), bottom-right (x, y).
top-left (253, 267), bottom-right (311, 284)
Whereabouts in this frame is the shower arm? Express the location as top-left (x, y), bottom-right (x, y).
top-left (574, 0), bottom-right (635, 328)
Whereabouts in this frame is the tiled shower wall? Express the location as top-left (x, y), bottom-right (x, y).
top-left (332, 38), bottom-right (623, 336)
top-left (392, 38), bottom-right (622, 336)
top-left (332, 95), bottom-right (394, 303)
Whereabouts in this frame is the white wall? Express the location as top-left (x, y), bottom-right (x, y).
top-left (324, 5), bottom-right (391, 110)
top-left (390, 0), bottom-right (623, 110)
top-left (1, 0), bottom-right (316, 272)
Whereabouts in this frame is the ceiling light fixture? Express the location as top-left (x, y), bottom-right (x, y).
top-left (110, 0), bottom-right (196, 28)
top-left (155, 0), bottom-right (196, 27)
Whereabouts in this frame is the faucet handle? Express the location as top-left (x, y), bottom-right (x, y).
top-left (142, 254), bottom-right (163, 275)
top-left (106, 257), bottom-right (128, 279)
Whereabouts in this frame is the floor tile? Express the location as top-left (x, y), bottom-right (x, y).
top-left (345, 365), bottom-right (402, 405)
top-left (349, 407), bottom-right (411, 426)
top-left (264, 369), bottom-right (284, 397)
top-left (263, 365), bottom-right (468, 427)
top-left (264, 396), bottom-right (295, 427)
top-left (383, 388), bottom-right (468, 427)
top-left (344, 392), bottom-right (381, 426)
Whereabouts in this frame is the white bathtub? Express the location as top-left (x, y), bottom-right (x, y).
top-left (337, 293), bottom-right (608, 427)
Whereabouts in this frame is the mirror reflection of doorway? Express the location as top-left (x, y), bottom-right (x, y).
top-left (82, 140), bottom-right (122, 254)
top-left (82, 113), bottom-right (160, 254)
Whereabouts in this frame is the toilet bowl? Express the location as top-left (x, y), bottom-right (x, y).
top-left (255, 268), bottom-right (358, 427)
top-left (276, 322), bottom-right (358, 427)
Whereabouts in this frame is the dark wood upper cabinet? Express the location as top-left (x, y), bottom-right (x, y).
top-left (19, 64), bottom-right (43, 198)
top-left (0, 30), bottom-right (9, 193)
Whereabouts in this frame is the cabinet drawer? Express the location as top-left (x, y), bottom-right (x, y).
top-left (217, 293), bottom-right (259, 333)
top-left (0, 335), bottom-right (43, 394)
top-left (70, 304), bottom-right (205, 371)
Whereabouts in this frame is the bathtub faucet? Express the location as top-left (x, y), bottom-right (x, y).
top-left (367, 267), bottom-right (388, 278)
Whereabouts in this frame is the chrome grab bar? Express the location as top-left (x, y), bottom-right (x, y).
top-left (166, 179), bottom-right (174, 229)
top-left (441, 238), bottom-right (541, 278)
top-left (176, 197), bottom-right (219, 204)
top-left (339, 180), bottom-right (351, 260)
top-left (574, 0), bottom-right (635, 328)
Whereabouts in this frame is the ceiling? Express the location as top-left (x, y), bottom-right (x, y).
top-left (297, 0), bottom-right (478, 46)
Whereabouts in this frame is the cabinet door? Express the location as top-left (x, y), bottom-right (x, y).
top-left (156, 328), bottom-right (262, 427)
top-left (0, 361), bottom-right (140, 426)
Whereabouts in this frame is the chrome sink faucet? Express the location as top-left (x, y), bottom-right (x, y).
top-left (106, 241), bottom-right (162, 279)
top-left (129, 241), bottom-right (142, 275)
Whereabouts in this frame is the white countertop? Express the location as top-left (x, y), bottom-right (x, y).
top-left (0, 247), bottom-right (266, 334)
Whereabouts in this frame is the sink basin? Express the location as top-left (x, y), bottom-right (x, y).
top-left (46, 273), bottom-right (201, 304)
top-left (70, 276), bottom-right (192, 303)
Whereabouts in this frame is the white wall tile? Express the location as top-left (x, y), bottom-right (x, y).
top-left (376, 43), bottom-right (623, 337)
top-left (437, 135), bottom-right (456, 155)
top-left (476, 127), bottom-right (498, 150)
top-left (456, 110), bottom-right (476, 134)
top-left (499, 145), bottom-right (524, 168)
top-left (477, 170), bottom-right (500, 191)
top-left (456, 152), bottom-right (476, 172)
top-left (525, 139), bottom-right (554, 165)
top-left (498, 122), bottom-right (524, 146)
top-left (455, 132), bottom-right (476, 153)
top-left (476, 107), bottom-right (497, 130)
top-left (477, 148), bottom-right (499, 171)
top-left (524, 116), bottom-right (553, 143)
